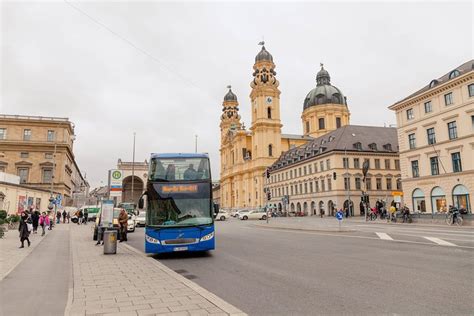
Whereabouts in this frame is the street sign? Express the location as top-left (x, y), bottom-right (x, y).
top-left (110, 169), bottom-right (123, 197)
top-left (336, 211), bottom-right (344, 221)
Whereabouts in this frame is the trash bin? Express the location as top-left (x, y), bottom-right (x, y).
top-left (103, 230), bottom-right (117, 255)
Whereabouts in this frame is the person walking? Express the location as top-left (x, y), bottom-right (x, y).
top-left (62, 210), bottom-right (67, 223)
top-left (66, 211), bottom-right (70, 223)
top-left (48, 211), bottom-right (54, 230)
top-left (39, 212), bottom-right (50, 236)
top-left (56, 211), bottom-right (61, 224)
top-left (118, 208), bottom-right (128, 242)
top-left (18, 212), bottom-right (31, 248)
top-left (83, 208), bottom-right (89, 225)
top-left (31, 211), bottom-right (40, 234)
top-left (77, 209), bottom-right (83, 225)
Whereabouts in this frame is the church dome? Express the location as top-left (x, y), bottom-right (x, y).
top-left (255, 45), bottom-right (273, 62)
top-left (224, 87), bottom-right (238, 101)
top-left (303, 64), bottom-right (346, 110)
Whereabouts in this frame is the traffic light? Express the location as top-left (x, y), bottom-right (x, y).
top-left (266, 169), bottom-right (270, 179)
top-left (267, 191), bottom-right (272, 201)
top-left (333, 172), bottom-right (337, 180)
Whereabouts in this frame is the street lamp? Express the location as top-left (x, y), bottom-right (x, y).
top-left (344, 133), bottom-right (356, 217)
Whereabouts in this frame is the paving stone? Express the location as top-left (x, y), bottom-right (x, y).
top-left (119, 304), bottom-right (152, 312)
top-left (137, 307), bottom-right (171, 315)
top-left (169, 304), bottom-right (200, 312)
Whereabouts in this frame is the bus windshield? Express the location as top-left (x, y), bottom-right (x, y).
top-left (149, 157), bottom-right (210, 181)
top-left (147, 183), bottom-right (213, 227)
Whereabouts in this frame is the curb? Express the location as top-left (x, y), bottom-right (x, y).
top-left (253, 223), bottom-right (356, 233)
top-left (121, 243), bottom-right (247, 316)
top-left (64, 225), bottom-right (74, 316)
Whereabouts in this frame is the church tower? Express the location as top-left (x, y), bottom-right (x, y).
top-left (301, 64), bottom-right (350, 138)
top-left (249, 43), bottom-right (282, 162)
top-left (220, 86), bottom-right (241, 140)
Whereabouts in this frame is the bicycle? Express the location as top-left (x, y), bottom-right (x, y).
top-left (446, 207), bottom-right (463, 226)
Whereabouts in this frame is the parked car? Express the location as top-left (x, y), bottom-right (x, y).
top-left (127, 213), bottom-right (136, 232)
top-left (135, 211), bottom-right (146, 227)
top-left (239, 210), bottom-right (267, 220)
top-left (216, 210), bottom-right (229, 221)
top-left (234, 210), bottom-right (249, 218)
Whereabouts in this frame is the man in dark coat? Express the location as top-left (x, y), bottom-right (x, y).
top-left (31, 211), bottom-right (40, 234)
top-left (18, 212), bottom-right (31, 248)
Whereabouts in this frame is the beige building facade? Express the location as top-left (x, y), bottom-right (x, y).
top-left (0, 115), bottom-right (88, 206)
top-left (389, 60), bottom-right (474, 214)
top-left (266, 125), bottom-right (401, 216)
top-left (0, 180), bottom-right (53, 214)
top-left (220, 45), bottom-right (350, 210)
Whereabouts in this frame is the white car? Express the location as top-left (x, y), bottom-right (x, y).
top-left (239, 210), bottom-right (267, 220)
top-left (216, 210), bottom-right (229, 221)
top-left (234, 210), bottom-right (249, 218)
top-left (135, 211), bottom-right (146, 227)
top-left (127, 214), bottom-right (136, 232)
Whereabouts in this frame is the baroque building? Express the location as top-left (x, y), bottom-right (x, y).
top-left (388, 60), bottom-right (474, 215)
top-left (219, 44), bottom-right (350, 209)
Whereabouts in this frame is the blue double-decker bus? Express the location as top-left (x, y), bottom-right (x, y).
top-left (139, 153), bottom-right (216, 254)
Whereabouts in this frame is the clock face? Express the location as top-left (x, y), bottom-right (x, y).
top-left (266, 96), bottom-right (273, 104)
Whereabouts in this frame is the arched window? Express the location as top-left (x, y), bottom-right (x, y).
top-left (267, 107), bottom-right (272, 119)
top-left (268, 144), bottom-right (273, 157)
top-left (429, 80), bottom-right (438, 88)
top-left (449, 70), bottom-right (460, 79)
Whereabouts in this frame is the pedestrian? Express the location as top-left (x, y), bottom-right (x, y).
top-left (18, 212), bottom-right (31, 248)
top-left (39, 212), bottom-right (50, 236)
top-left (31, 210), bottom-right (40, 234)
top-left (83, 208), bottom-right (89, 225)
top-left (118, 208), bottom-right (128, 242)
top-left (77, 209), bottom-right (83, 225)
top-left (48, 211), bottom-right (54, 230)
top-left (66, 211), bottom-right (70, 223)
top-left (56, 211), bottom-right (61, 224)
top-left (62, 210), bottom-right (67, 223)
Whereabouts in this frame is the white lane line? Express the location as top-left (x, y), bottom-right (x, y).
top-left (376, 232), bottom-right (393, 240)
top-left (424, 237), bottom-right (457, 247)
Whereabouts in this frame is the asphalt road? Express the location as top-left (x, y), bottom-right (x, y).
top-left (127, 219), bottom-right (474, 315)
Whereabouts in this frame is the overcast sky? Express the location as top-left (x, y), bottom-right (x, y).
top-left (1, 1), bottom-right (472, 188)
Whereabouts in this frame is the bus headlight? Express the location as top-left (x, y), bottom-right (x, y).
top-left (145, 235), bottom-right (160, 244)
top-left (200, 231), bottom-right (214, 242)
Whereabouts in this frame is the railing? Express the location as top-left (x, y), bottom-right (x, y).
top-left (0, 114), bottom-right (69, 122)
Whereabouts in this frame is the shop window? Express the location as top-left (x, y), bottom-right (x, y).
top-left (431, 186), bottom-right (447, 213)
top-left (452, 185), bottom-right (470, 213)
top-left (412, 188), bottom-right (426, 213)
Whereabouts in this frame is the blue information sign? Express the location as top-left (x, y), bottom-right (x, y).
top-left (336, 211), bottom-right (343, 221)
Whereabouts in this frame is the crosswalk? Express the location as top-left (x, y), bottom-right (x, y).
top-left (374, 232), bottom-right (468, 247)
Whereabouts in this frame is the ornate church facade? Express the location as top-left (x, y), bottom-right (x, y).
top-left (219, 44), bottom-right (350, 209)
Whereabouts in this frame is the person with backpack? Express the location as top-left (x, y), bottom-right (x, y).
top-left (56, 211), bottom-right (62, 224)
top-left (62, 210), bottom-right (67, 223)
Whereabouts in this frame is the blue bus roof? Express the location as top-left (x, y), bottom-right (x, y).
top-left (150, 153), bottom-right (209, 159)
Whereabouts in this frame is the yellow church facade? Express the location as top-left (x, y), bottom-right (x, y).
top-left (219, 44), bottom-right (350, 209)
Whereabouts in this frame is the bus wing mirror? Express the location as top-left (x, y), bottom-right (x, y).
top-left (138, 197), bottom-right (144, 209)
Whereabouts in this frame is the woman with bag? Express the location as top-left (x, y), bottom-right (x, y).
top-left (18, 212), bottom-right (31, 248)
top-left (39, 212), bottom-right (50, 236)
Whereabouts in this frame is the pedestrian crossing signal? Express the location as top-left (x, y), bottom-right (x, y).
top-left (267, 191), bottom-right (271, 201)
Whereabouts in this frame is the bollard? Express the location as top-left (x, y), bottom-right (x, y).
top-left (103, 230), bottom-right (117, 254)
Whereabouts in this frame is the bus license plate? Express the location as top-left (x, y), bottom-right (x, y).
top-left (174, 246), bottom-right (188, 252)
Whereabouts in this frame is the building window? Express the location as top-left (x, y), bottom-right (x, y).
top-left (23, 129), bottom-right (32, 141)
top-left (299, 184), bottom-right (302, 194)
top-left (385, 159), bottom-right (391, 170)
top-left (444, 92), bottom-right (453, 106)
top-left (363, 158), bottom-right (370, 169)
top-left (326, 159), bottom-right (330, 170)
top-left (309, 165), bottom-right (312, 174)
top-left (368, 143), bottom-right (377, 151)
top-left (430, 157), bottom-right (439, 175)
top-left (309, 182), bottom-right (313, 193)
top-left (42, 169), bottom-right (53, 183)
top-left (305, 121), bottom-right (310, 133)
top-left (386, 178), bottom-right (392, 190)
top-left (353, 158), bottom-right (360, 169)
top-left (321, 179), bottom-right (325, 192)
top-left (469, 84), bottom-right (474, 97)
top-left (396, 179), bottom-right (402, 190)
top-left (374, 159), bottom-right (380, 169)
top-left (47, 130), bottom-right (55, 142)
top-left (376, 178), bottom-right (382, 190)
top-left (304, 183), bottom-right (308, 194)
top-left (291, 186), bottom-right (294, 195)
top-left (366, 178), bottom-right (372, 190)
top-left (411, 160), bottom-right (419, 178)
top-left (298, 168), bottom-right (302, 177)
top-left (353, 142), bottom-right (362, 150)
top-left (18, 168), bottom-right (29, 183)
top-left (267, 107), bottom-right (272, 119)
top-left (290, 170), bottom-right (293, 179)
top-left (336, 117), bottom-right (341, 128)
top-left (304, 166), bottom-right (307, 175)
top-left (0, 128), bottom-right (6, 140)
top-left (20, 152), bottom-right (29, 158)
top-left (320, 161), bottom-right (324, 171)
top-left (318, 118), bottom-right (325, 130)
top-left (424, 101), bottom-right (432, 113)
top-left (448, 70), bottom-right (460, 79)
top-left (408, 133), bottom-right (416, 149)
top-left (447, 121), bottom-right (457, 140)
top-left (406, 108), bottom-right (414, 120)
top-left (355, 177), bottom-right (361, 190)
top-left (343, 158), bottom-right (349, 169)
top-left (344, 177), bottom-right (350, 190)
top-left (268, 144), bottom-right (273, 157)
top-left (314, 163), bottom-right (318, 173)
top-left (327, 178), bottom-right (332, 191)
top-left (395, 159), bottom-right (400, 170)
top-left (315, 180), bottom-right (319, 192)
top-left (427, 128), bottom-right (436, 145)
top-left (451, 152), bottom-right (462, 173)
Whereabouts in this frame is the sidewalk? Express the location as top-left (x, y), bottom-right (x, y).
top-left (66, 225), bottom-right (245, 316)
top-left (0, 224), bottom-right (52, 281)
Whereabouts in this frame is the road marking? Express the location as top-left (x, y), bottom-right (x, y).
top-left (423, 237), bottom-right (457, 247)
top-left (376, 232), bottom-right (393, 240)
